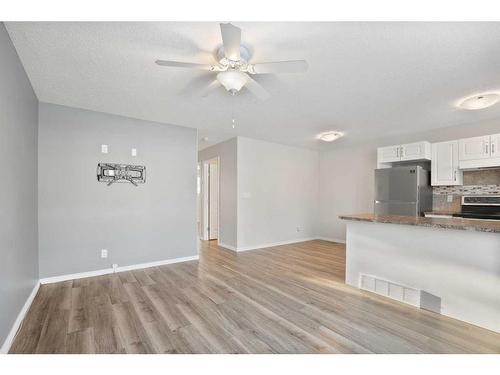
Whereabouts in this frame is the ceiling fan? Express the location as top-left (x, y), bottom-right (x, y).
top-left (155, 23), bottom-right (308, 100)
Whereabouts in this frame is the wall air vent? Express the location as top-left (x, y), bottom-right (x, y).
top-left (360, 274), bottom-right (441, 313)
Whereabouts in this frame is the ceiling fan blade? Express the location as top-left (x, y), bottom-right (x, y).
top-left (251, 60), bottom-right (308, 74)
top-left (220, 23), bottom-right (241, 61)
top-left (155, 60), bottom-right (213, 70)
top-left (245, 74), bottom-right (270, 101)
top-left (200, 80), bottom-right (222, 97)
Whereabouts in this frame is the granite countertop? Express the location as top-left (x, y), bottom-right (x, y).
top-left (339, 213), bottom-right (500, 233)
top-left (423, 211), bottom-right (458, 216)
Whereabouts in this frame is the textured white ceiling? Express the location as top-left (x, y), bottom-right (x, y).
top-left (6, 22), bottom-right (500, 150)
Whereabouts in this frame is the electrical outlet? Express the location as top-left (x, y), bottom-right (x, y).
top-left (447, 194), bottom-right (453, 203)
top-left (131, 148), bottom-right (137, 157)
top-left (101, 144), bottom-right (108, 154)
top-left (101, 249), bottom-right (108, 259)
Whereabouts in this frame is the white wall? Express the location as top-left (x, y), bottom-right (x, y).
top-left (38, 103), bottom-right (198, 278)
top-left (237, 137), bottom-right (319, 250)
top-left (319, 144), bottom-right (376, 242)
top-left (198, 138), bottom-right (238, 249)
top-left (319, 118), bottom-right (500, 242)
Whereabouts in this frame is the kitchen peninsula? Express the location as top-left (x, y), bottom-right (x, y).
top-left (340, 213), bottom-right (500, 333)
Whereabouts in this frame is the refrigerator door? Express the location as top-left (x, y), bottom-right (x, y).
top-left (375, 167), bottom-right (419, 203)
top-left (374, 201), bottom-right (418, 216)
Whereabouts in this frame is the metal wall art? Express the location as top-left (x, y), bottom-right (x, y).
top-left (97, 163), bottom-right (146, 186)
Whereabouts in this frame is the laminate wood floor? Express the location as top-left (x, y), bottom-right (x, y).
top-left (10, 240), bottom-right (500, 353)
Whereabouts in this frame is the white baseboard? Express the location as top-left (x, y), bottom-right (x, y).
top-left (39, 254), bottom-right (199, 285)
top-left (218, 242), bottom-right (237, 252)
top-left (1, 281), bottom-right (40, 354)
top-left (40, 268), bottom-right (114, 284)
top-left (117, 255), bottom-right (198, 272)
top-left (220, 237), bottom-right (343, 252)
top-left (316, 236), bottom-right (346, 244)
top-left (236, 237), bottom-right (318, 252)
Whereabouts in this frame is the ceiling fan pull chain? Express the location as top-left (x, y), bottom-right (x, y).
top-left (231, 92), bottom-right (236, 129)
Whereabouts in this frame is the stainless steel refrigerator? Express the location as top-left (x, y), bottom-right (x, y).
top-left (374, 166), bottom-right (432, 216)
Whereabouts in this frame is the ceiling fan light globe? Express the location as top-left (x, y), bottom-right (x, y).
top-left (217, 71), bottom-right (247, 92)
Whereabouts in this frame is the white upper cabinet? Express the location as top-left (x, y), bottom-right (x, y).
top-left (431, 141), bottom-right (463, 186)
top-left (458, 136), bottom-right (490, 161)
top-left (377, 141), bottom-right (431, 167)
top-left (458, 134), bottom-right (500, 169)
top-left (377, 145), bottom-right (401, 163)
top-left (400, 142), bottom-right (431, 161)
top-left (490, 133), bottom-right (500, 158)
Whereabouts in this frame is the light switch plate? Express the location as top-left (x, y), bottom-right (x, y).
top-left (131, 148), bottom-right (137, 157)
top-left (101, 144), bottom-right (108, 154)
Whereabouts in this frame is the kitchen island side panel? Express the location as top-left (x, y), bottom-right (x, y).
top-left (345, 220), bottom-right (500, 333)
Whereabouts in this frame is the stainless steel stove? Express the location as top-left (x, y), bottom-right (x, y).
top-left (454, 195), bottom-right (500, 220)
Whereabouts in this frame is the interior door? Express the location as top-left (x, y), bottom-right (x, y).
top-left (208, 162), bottom-right (219, 240)
top-left (201, 162), bottom-right (210, 240)
top-left (459, 136), bottom-right (490, 161)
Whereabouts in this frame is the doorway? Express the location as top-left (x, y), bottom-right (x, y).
top-left (199, 157), bottom-right (219, 242)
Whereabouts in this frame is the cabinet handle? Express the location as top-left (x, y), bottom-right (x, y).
top-left (396, 147), bottom-right (399, 157)
top-left (486, 144), bottom-right (489, 154)
top-left (454, 170), bottom-right (457, 181)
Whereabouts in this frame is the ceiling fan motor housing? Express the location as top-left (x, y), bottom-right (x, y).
top-left (216, 45), bottom-right (251, 64)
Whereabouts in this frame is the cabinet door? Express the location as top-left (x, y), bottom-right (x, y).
top-left (400, 141), bottom-right (431, 161)
top-left (490, 133), bottom-right (500, 158)
top-left (459, 136), bottom-right (490, 161)
top-left (377, 145), bottom-right (401, 163)
top-left (431, 141), bottom-right (462, 186)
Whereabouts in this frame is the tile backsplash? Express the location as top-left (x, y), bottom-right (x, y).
top-left (432, 169), bottom-right (500, 213)
top-left (433, 184), bottom-right (500, 195)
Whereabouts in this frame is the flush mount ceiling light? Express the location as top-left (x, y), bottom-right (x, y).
top-left (457, 93), bottom-right (500, 110)
top-left (318, 131), bottom-right (344, 142)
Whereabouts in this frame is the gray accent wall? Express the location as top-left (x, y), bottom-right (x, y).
top-left (0, 23), bottom-right (39, 347)
top-left (38, 103), bottom-right (198, 278)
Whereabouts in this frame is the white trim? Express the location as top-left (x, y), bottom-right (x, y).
top-left (316, 236), bottom-right (346, 244)
top-left (236, 237), bottom-right (318, 252)
top-left (218, 242), bottom-right (237, 252)
top-left (1, 282), bottom-right (40, 354)
top-left (117, 255), bottom-right (198, 272)
top-left (40, 268), bottom-right (114, 284)
top-left (40, 255), bottom-right (199, 285)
